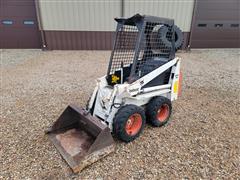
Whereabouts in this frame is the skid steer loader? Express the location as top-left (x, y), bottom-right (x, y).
top-left (46, 14), bottom-right (182, 173)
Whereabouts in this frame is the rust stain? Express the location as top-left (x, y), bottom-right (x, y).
top-left (56, 129), bottom-right (94, 157)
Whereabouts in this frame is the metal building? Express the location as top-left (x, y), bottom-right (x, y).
top-left (0, 0), bottom-right (239, 49)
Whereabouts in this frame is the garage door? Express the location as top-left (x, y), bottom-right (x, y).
top-left (190, 0), bottom-right (240, 48)
top-left (0, 0), bottom-right (41, 48)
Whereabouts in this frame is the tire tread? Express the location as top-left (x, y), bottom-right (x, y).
top-left (113, 104), bottom-right (146, 142)
top-left (146, 96), bottom-right (172, 127)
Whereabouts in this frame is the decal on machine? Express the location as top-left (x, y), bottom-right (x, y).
top-left (140, 80), bottom-right (144, 86)
top-left (173, 80), bottom-right (179, 93)
top-left (129, 88), bottom-right (139, 93)
top-left (111, 75), bottom-right (120, 84)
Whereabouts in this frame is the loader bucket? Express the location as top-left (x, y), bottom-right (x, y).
top-left (46, 105), bottom-right (115, 173)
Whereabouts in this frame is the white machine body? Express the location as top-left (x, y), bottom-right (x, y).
top-left (88, 57), bottom-right (181, 131)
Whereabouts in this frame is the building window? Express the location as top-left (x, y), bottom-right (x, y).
top-left (231, 24), bottom-right (239, 28)
top-left (215, 24), bottom-right (223, 28)
top-left (198, 24), bottom-right (207, 27)
top-left (2, 20), bottom-right (13, 25)
top-left (23, 20), bottom-right (35, 25)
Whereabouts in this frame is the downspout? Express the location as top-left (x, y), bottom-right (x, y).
top-left (35, 0), bottom-right (47, 50)
top-left (187, 0), bottom-right (198, 50)
top-left (121, 0), bottom-right (124, 17)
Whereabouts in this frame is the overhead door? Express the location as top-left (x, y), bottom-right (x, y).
top-left (190, 0), bottom-right (240, 48)
top-left (0, 0), bottom-right (41, 48)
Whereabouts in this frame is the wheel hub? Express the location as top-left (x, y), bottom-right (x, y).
top-left (125, 113), bottom-right (142, 136)
top-left (157, 104), bottom-right (169, 122)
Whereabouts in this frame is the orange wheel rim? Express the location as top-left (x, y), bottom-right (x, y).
top-left (157, 104), bottom-right (169, 122)
top-left (125, 113), bottom-right (142, 136)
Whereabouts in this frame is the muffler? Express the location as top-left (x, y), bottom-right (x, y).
top-left (46, 105), bottom-right (115, 173)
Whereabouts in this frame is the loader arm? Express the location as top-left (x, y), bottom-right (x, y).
top-left (87, 83), bottom-right (99, 111)
top-left (128, 57), bottom-right (179, 96)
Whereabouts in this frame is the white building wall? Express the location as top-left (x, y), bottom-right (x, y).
top-left (39, 0), bottom-right (194, 32)
top-left (38, 0), bottom-right (121, 31)
top-left (124, 0), bottom-right (195, 32)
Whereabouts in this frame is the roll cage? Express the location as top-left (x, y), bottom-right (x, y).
top-left (107, 14), bottom-right (175, 85)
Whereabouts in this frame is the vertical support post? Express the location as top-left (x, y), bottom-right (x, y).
top-left (121, 0), bottom-right (124, 17)
top-left (107, 23), bottom-right (123, 76)
top-left (170, 23), bottom-right (175, 60)
top-left (34, 0), bottom-right (47, 50)
top-left (129, 21), bottom-right (145, 79)
top-left (188, 0), bottom-right (198, 50)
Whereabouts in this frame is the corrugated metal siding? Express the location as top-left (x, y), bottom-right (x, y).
top-left (38, 0), bottom-right (194, 32)
top-left (44, 31), bottom-right (114, 50)
top-left (38, 0), bottom-right (194, 49)
top-left (124, 0), bottom-right (195, 32)
top-left (38, 0), bottom-right (121, 31)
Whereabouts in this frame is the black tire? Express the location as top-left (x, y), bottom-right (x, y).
top-left (174, 25), bottom-right (184, 51)
top-left (158, 25), bottom-right (172, 48)
top-left (157, 25), bottom-right (184, 51)
top-left (113, 104), bottom-right (146, 142)
top-left (146, 96), bottom-right (172, 127)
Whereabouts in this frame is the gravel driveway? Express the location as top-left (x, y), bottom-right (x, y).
top-left (0, 49), bottom-right (239, 179)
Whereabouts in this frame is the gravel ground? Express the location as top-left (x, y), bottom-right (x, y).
top-left (0, 49), bottom-right (239, 179)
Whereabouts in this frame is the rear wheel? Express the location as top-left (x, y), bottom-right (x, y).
top-left (113, 105), bottom-right (146, 142)
top-left (146, 96), bottom-right (172, 127)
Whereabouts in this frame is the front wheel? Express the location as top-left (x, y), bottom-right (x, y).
top-left (146, 96), bottom-right (172, 127)
top-left (113, 105), bottom-right (146, 142)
